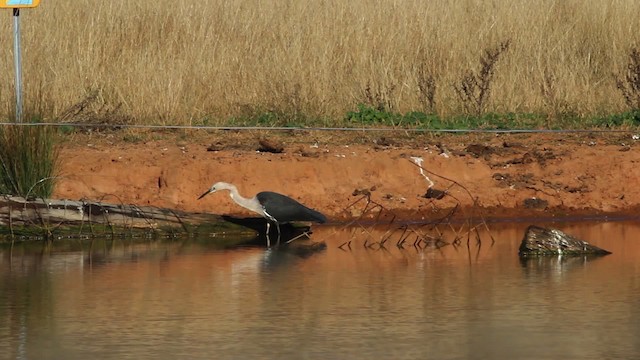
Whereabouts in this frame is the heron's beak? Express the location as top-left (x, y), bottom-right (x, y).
top-left (197, 189), bottom-right (212, 200)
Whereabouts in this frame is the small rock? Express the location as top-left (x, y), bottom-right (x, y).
top-left (296, 146), bottom-right (320, 158)
top-left (257, 138), bottom-right (284, 153)
top-left (423, 188), bottom-right (446, 200)
top-left (206, 142), bottom-right (224, 151)
top-left (374, 137), bottom-right (395, 147)
top-left (502, 141), bottom-right (523, 148)
top-left (465, 144), bottom-right (493, 158)
top-left (519, 225), bottom-right (611, 257)
top-left (523, 197), bottom-right (548, 209)
top-left (450, 149), bottom-right (467, 157)
top-left (300, 150), bottom-right (320, 158)
top-left (352, 186), bottom-right (377, 197)
top-left (492, 173), bottom-right (507, 181)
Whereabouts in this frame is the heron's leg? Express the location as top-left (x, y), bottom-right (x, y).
top-left (275, 223), bottom-right (282, 246)
top-left (265, 222), bottom-right (271, 248)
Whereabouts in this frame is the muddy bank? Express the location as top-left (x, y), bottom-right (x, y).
top-left (53, 131), bottom-right (640, 222)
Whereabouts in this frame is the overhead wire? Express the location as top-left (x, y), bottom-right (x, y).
top-left (0, 122), bottom-right (636, 134)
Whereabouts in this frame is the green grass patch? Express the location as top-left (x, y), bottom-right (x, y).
top-left (585, 111), bottom-right (640, 127)
top-left (334, 105), bottom-right (640, 130)
top-left (0, 124), bottom-right (59, 198)
top-left (224, 107), bottom-right (330, 128)
top-left (344, 104), bottom-right (555, 130)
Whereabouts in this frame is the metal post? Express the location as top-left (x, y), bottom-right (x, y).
top-left (13, 8), bottom-right (23, 123)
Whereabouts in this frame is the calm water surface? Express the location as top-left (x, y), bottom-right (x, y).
top-left (1, 221), bottom-right (639, 360)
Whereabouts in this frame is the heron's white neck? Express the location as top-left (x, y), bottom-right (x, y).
top-left (223, 184), bottom-right (264, 215)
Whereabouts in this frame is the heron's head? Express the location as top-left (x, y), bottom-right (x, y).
top-left (197, 181), bottom-right (233, 200)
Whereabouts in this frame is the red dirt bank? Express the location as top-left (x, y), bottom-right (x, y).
top-left (53, 131), bottom-right (640, 222)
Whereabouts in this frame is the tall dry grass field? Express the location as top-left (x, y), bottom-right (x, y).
top-left (0, 0), bottom-right (639, 125)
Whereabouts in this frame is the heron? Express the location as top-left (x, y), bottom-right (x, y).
top-left (198, 181), bottom-right (327, 247)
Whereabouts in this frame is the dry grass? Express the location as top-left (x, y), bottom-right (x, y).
top-left (0, 0), bottom-right (639, 125)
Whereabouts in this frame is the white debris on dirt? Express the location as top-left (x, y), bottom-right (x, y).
top-left (410, 156), bottom-right (435, 188)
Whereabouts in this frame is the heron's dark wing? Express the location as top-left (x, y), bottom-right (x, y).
top-left (256, 191), bottom-right (327, 223)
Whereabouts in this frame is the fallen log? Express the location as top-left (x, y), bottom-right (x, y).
top-left (518, 225), bottom-right (611, 257)
top-left (0, 196), bottom-right (257, 240)
top-left (0, 196), bottom-right (326, 255)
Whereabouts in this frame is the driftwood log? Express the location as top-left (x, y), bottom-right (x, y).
top-left (518, 225), bottom-right (611, 257)
top-left (0, 196), bottom-right (220, 228)
top-left (0, 196), bottom-right (327, 255)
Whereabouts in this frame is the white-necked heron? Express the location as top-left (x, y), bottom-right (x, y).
top-left (198, 181), bottom-right (327, 247)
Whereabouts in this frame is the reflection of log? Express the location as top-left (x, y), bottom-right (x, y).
top-left (519, 254), bottom-right (604, 275)
top-left (518, 225), bottom-right (611, 257)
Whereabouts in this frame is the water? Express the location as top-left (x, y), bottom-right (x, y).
top-left (1, 221), bottom-right (639, 360)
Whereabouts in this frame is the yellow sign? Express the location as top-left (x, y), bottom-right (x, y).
top-left (0, 0), bottom-right (40, 8)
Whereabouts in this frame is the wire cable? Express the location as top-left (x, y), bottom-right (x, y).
top-left (0, 122), bottom-right (636, 134)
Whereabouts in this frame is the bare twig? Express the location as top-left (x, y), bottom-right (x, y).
top-left (454, 40), bottom-right (511, 116)
top-left (616, 48), bottom-right (640, 111)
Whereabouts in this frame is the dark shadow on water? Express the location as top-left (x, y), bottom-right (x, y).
top-left (221, 215), bottom-right (311, 239)
top-left (221, 215), bottom-right (327, 257)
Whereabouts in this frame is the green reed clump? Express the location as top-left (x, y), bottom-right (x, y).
top-left (0, 125), bottom-right (59, 198)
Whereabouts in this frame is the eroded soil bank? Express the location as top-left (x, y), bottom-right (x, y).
top-left (53, 130), bottom-right (640, 222)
